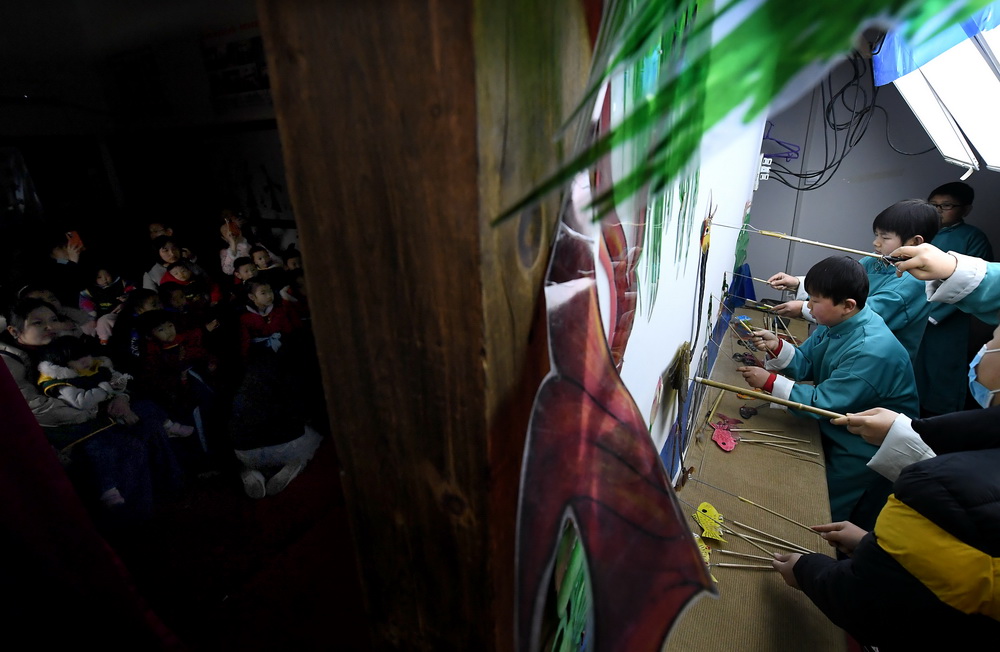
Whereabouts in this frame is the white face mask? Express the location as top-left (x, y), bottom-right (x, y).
top-left (968, 345), bottom-right (1000, 408)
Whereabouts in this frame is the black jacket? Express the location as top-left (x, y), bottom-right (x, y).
top-left (793, 407), bottom-right (1000, 649)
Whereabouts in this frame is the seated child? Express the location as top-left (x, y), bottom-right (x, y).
top-left (107, 288), bottom-right (162, 372)
top-left (283, 247), bottom-right (303, 271)
top-left (738, 256), bottom-right (919, 529)
top-left (250, 245), bottom-right (281, 273)
top-left (19, 284), bottom-right (97, 339)
top-left (164, 260), bottom-right (222, 307)
top-left (772, 407), bottom-right (1000, 649)
top-left (230, 277), bottom-right (321, 498)
top-left (768, 199), bottom-right (940, 361)
top-left (279, 269), bottom-right (309, 324)
top-left (134, 310), bottom-right (215, 437)
top-left (232, 256), bottom-right (257, 286)
top-left (79, 265), bottom-right (135, 345)
top-left (239, 278), bottom-right (301, 357)
top-left (220, 220), bottom-right (278, 276)
top-left (38, 336), bottom-right (191, 437)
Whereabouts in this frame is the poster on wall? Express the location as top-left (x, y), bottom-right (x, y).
top-left (201, 20), bottom-right (272, 115)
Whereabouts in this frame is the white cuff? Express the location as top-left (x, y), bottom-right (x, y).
top-left (927, 252), bottom-right (986, 304)
top-left (793, 276), bottom-right (808, 301)
top-left (866, 414), bottom-right (935, 482)
top-left (769, 374), bottom-right (794, 401)
top-left (764, 340), bottom-right (796, 370)
top-left (928, 316), bottom-right (938, 326)
top-left (800, 301), bottom-right (817, 323)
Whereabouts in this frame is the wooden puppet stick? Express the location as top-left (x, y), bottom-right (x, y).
top-left (704, 388), bottom-right (726, 427)
top-left (694, 377), bottom-right (846, 420)
top-left (717, 550), bottom-right (774, 563)
top-left (735, 497), bottom-right (817, 534)
top-left (710, 563), bottom-right (774, 570)
top-left (732, 272), bottom-right (776, 285)
top-left (730, 430), bottom-right (815, 446)
top-left (755, 230), bottom-right (889, 261)
top-left (728, 531), bottom-right (812, 554)
top-left (733, 520), bottom-right (814, 554)
top-left (740, 440), bottom-right (819, 456)
top-left (712, 222), bottom-right (905, 263)
top-left (689, 476), bottom-right (820, 536)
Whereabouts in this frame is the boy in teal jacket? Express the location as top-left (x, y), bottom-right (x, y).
top-left (770, 199), bottom-right (939, 362)
top-left (914, 182), bottom-right (993, 415)
top-left (739, 256), bottom-right (919, 530)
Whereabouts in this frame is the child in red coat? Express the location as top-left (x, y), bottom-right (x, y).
top-left (238, 278), bottom-right (301, 357)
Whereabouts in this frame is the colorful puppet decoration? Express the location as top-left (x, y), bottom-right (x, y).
top-left (516, 202), bottom-right (714, 652)
top-left (692, 533), bottom-right (718, 583)
top-left (692, 502), bottom-right (726, 542)
top-left (711, 427), bottom-right (738, 452)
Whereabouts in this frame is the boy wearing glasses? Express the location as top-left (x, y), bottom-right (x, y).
top-left (915, 182), bottom-right (994, 416)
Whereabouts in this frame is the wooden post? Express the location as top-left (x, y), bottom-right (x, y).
top-left (257, 1), bottom-right (590, 648)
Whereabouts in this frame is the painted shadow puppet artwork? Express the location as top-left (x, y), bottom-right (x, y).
top-left (512, 1), bottom-right (994, 650)
top-left (515, 190), bottom-right (714, 652)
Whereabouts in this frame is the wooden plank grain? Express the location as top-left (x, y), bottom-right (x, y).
top-left (258, 0), bottom-right (591, 648)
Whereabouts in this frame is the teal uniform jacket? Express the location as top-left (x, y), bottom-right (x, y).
top-left (778, 305), bottom-right (919, 526)
top-left (915, 222), bottom-right (993, 414)
top-left (861, 257), bottom-right (933, 362)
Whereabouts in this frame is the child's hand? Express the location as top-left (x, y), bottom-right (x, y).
top-left (811, 521), bottom-right (867, 556)
top-left (772, 300), bottom-right (804, 318)
top-left (749, 329), bottom-right (780, 352)
top-left (891, 243), bottom-right (956, 279)
top-left (830, 408), bottom-right (899, 446)
top-left (771, 553), bottom-right (802, 589)
top-left (766, 272), bottom-right (799, 291)
top-left (106, 394), bottom-right (134, 422)
top-left (66, 239), bottom-right (84, 262)
top-left (737, 365), bottom-right (771, 389)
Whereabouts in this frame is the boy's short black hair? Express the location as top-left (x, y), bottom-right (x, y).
top-left (136, 309), bottom-right (176, 337)
top-left (233, 256), bottom-right (254, 271)
top-left (804, 256), bottom-right (869, 310)
top-left (245, 277), bottom-right (272, 295)
top-left (928, 181), bottom-right (974, 205)
top-left (872, 199), bottom-right (940, 245)
top-left (39, 335), bottom-right (94, 367)
top-left (249, 245), bottom-right (268, 257)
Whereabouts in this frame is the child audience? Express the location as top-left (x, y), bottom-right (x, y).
top-left (231, 277), bottom-right (318, 498)
top-left (79, 265), bottom-right (135, 344)
top-left (2, 213), bottom-right (322, 518)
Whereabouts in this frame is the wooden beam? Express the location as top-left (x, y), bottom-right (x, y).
top-left (257, 1), bottom-right (590, 648)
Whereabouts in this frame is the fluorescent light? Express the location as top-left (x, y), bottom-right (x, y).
top-left (921, 38), bottom-right (1000, 171)
top-left (892, 69), bottom-right (979, 170)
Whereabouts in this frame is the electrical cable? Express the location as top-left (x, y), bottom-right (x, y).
top-left (768, 51), bottom-right (876, 192)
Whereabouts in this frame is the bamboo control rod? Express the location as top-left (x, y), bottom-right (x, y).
top-left (694, 376), bottom-right (846, 420)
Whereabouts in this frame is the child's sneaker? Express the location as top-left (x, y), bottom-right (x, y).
top-left (241, 469), bottom-right (266, 499)
top-left (100, 487), bottom-right (125, 507)
top-left (164, 419), bottom-right (195, 437)
top-left (265, 462), bottom-right (306, 495)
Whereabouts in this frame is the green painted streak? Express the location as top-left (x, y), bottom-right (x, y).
top-left (495, 0), bottom-right (991, 226)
